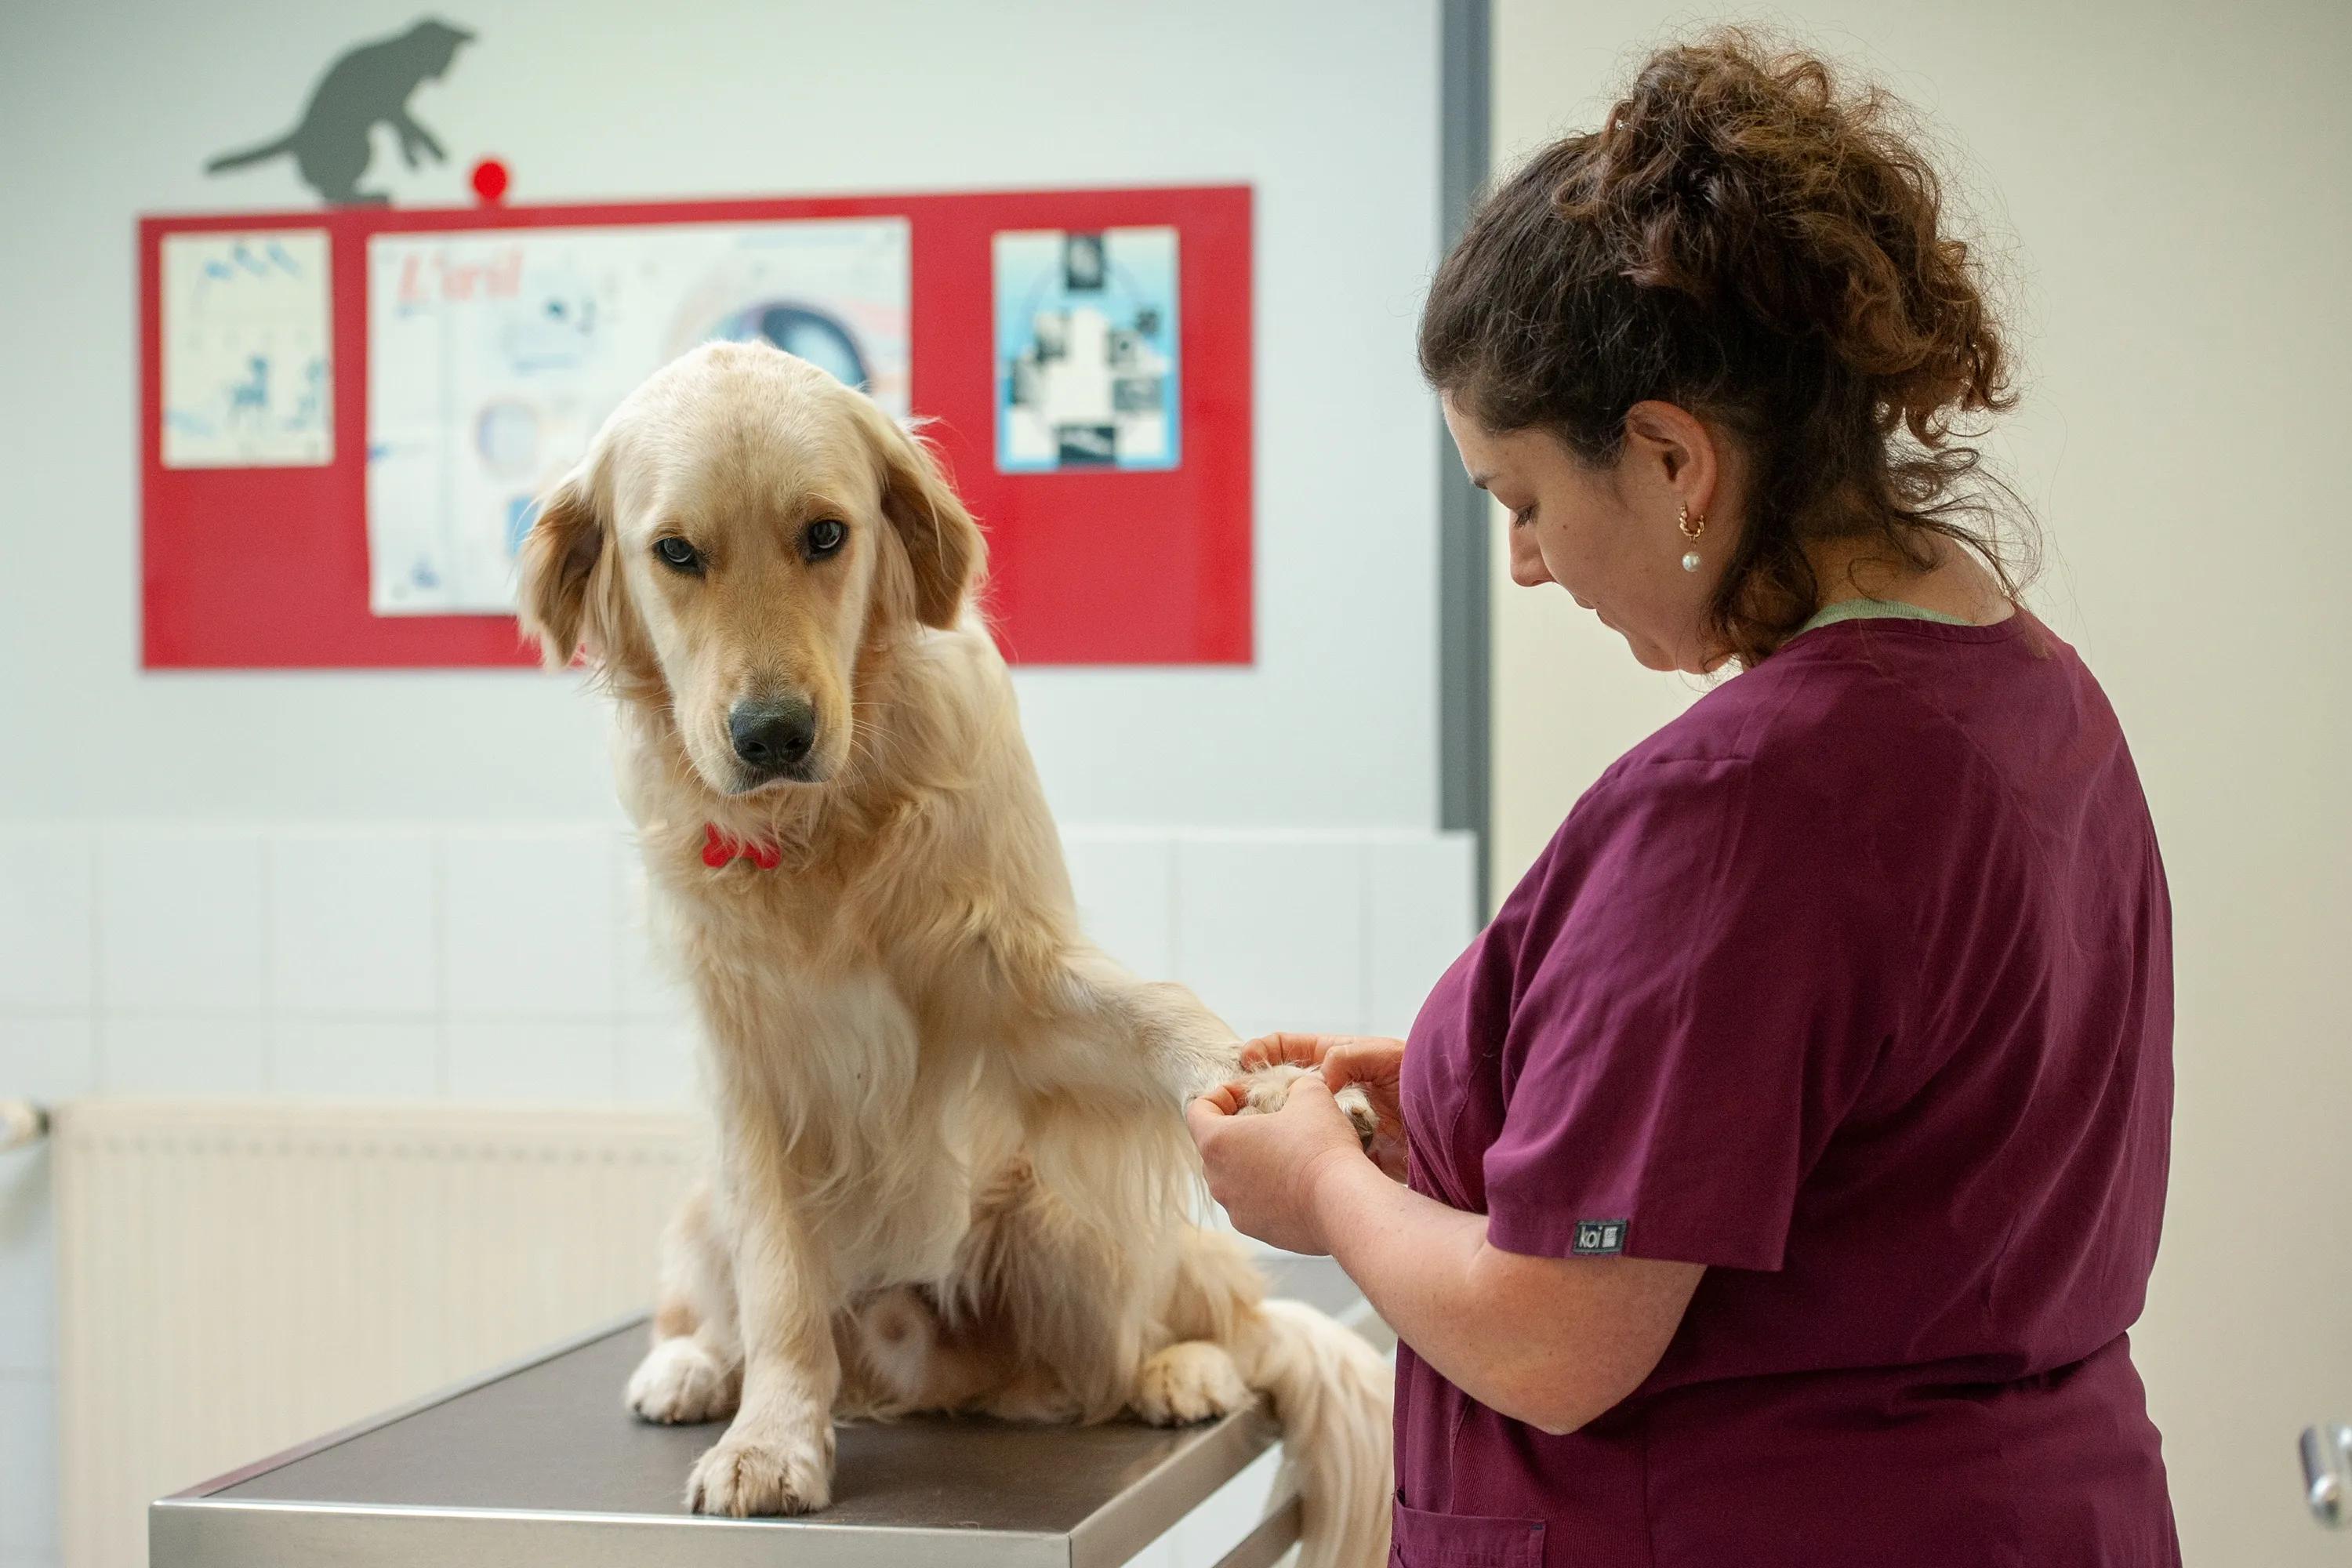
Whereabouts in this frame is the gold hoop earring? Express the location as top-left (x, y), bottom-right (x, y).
top-left (1679, 504), bottom-right (1706, 573)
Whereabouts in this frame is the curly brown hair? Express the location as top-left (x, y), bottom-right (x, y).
top-left (1421, 27), bottom-right (2030, 664)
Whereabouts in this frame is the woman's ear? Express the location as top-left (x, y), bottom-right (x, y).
top-left (858, 402), bottom-right (985, 630)
top-left (1622, 399), bottom-right (1719, 520)
top-left (515, 463), bottom-right (614, 668)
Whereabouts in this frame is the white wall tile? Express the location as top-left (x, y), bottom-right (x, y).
top-left (612, 846), bottom-right (696, 1107)
top-left (0, 1185), bottom-right (64, 1414)
top-left (614, 850), bottom-right (691, 1019)
top-left (269, 1018), bottom-right (441, 1100)
top-left (0, 1151), bottom-right (57, 1376)
top-left (1061, 829), bottom-right (1177, 978)
top-left (0, 1018), bottom-right (97, 1105)
top-left (0, 829), bottom-right (93, 1012)
top-left (100, 1018), bottom-right (267, 1096)
top-left (96, 828), bottom-right (265, 1014)
top-left (267, 831), bottom-right (437, 1015)
top-left (446, 1020), bottom-right (619, 1104)
top-left (0, 1016), bottom-right (89, 1388)
top-left (1174, 836), bottom-right (1366, 1038)
top-left (619, 1016), bottom-right (701, 1109)
top-left (0, 1374), bottom-right (59, 1562)
top-left (1364, 833), bottom-right (1479, 1038)
top-left (441, 831), bottom-right (617, 1018)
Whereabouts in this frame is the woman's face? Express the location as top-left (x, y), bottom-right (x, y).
top-left (1442, 395), bottom-right (1730, 674)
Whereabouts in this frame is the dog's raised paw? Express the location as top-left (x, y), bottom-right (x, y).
top-left (626, 1338), bottom-right (740, 1426)
top-left (1238, 1062), bottom-right (1310, 1116)
top-left (685, 1428), bottom-right (834, 1516)
top-left (1131, 1340), bottom-right (1252, 1425)
top-left (1332, 1083), bottom-right (1380, 1148)
top-left (1239, 1063), bottom-right (1380, 1152)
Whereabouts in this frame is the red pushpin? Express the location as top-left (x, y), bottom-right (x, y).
top-left (470, 157), bottom-right (510, 205)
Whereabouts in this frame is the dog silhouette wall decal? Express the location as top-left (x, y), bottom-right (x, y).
top-left (205, 18), bottom-right (474, 205)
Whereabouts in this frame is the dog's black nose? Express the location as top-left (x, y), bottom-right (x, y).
top-left (729, 699), bottom-right (817, 771)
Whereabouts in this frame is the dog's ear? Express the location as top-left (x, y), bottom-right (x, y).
top-left (515, 462), bottom-right (619, 669)
top-left (859, 402), bottom-right (985, 630)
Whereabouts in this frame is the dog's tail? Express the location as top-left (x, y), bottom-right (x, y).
top-left (1232, 1296), bottom-right (1393, 1568)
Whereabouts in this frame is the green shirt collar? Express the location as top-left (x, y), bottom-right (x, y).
top-left (1795, 597), bottom-right (1976, 637)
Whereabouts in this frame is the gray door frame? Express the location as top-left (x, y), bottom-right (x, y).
top-left (1437, 0), bottom-right (1493, 911)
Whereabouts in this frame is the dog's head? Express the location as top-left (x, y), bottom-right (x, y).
top-left (517, 341), bottom-right (982, 797)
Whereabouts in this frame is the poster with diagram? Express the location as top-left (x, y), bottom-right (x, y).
top-left (160, 230), bottom-right (334, 468)
top-left (365, 217), bottom-right (910, 615)
top-left (994, 227), bottom-right (1179, 472)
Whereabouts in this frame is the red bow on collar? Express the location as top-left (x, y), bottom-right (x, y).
top-left (703, 823), bottom-right (782, 870)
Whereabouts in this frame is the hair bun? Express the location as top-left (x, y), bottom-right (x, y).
top-left (1561, 29), bottom-right (2007, 444)
top-left (1419, 27), bottom-right (2033, 663)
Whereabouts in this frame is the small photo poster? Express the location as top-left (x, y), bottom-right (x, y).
top-left (993, 226), bottom-right (1179, 472)
top-left (365, 217), bottom-right (910, 615)
top-left (160, 230), bottom-right (334, 468)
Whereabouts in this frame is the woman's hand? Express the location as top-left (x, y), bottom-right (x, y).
top-left (1186, 1074), bottom-right (1370, 1255)
top-left (1243, 1033), bottom-right (1410, 1180)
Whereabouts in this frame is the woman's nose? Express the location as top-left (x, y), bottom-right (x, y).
top-left (1508, 539), bottom-right (1552, 589)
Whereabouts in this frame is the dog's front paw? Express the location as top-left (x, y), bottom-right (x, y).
top-left (1240, 1064), bottom-right (1380, 1152)
top-left (1332, 1083), bottom-right (1380, 1148)
top-left (685, 1425), bottom-right (834, 1516)
top-left (626, 1337), bottom-right (740, 1425)
top-left (1131, 1341), bottom-right (1252, 1425)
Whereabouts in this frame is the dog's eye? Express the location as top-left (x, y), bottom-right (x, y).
top-left (654, 537), bottom-right (702, 573)
top-left (803, 518), bottom-right (847, 561)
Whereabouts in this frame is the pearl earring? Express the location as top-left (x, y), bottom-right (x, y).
top-left (1679, 503), bottom-right (1705, 572)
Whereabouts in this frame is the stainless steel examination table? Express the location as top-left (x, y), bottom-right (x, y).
top-left (154, 1257), bottom-right (1384, 1568)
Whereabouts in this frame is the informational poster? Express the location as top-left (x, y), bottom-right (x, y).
top-left (994, 227), bottom-right (1179, 472)
top-left (365, 217), bottom-right (910, 614)
top-left (160, 230), bottom-right (334, 468)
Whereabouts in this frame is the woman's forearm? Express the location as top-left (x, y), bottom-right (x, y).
top-left (1307, 1154), bottom-right (1571, 1427)
top-left (1306, 1153), bottom-right (1697, 1435)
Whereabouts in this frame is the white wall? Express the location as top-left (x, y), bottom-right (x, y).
top-left (0, 5), bottom-right (1478, 1566)
top-left (0, 0), bottom-right (1443, 828)
top-left (1489, 2), bottom-right (2352, 1563)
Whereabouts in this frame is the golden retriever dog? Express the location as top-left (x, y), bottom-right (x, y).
top-left (517, 340), bottom-right (1391, 1568)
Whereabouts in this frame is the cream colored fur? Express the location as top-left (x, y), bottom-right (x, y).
top-left (517, 341), bottom-right (1390, 1567)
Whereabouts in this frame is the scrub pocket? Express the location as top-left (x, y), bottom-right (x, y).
top-left (1390, 1497), bottom-right (1546, 1567)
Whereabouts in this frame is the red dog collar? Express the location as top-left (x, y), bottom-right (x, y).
top-left (703, 823), bottom-right (782, 870)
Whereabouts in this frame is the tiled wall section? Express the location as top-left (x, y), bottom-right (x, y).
top-left (0, 822), bottom-right (1474, 1105)
top-left (0, 821), bottom-right (1474, 1568)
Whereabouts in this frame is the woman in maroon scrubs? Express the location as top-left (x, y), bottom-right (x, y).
top-left (1187, 31), bottom-right (2179, 1568)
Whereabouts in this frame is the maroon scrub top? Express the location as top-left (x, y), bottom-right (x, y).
top-left (1395, 613), bottom-right (2179, 1567)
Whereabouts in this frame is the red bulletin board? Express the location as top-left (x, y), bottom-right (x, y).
top-left (139, 185), bottom-right (1253, 668)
